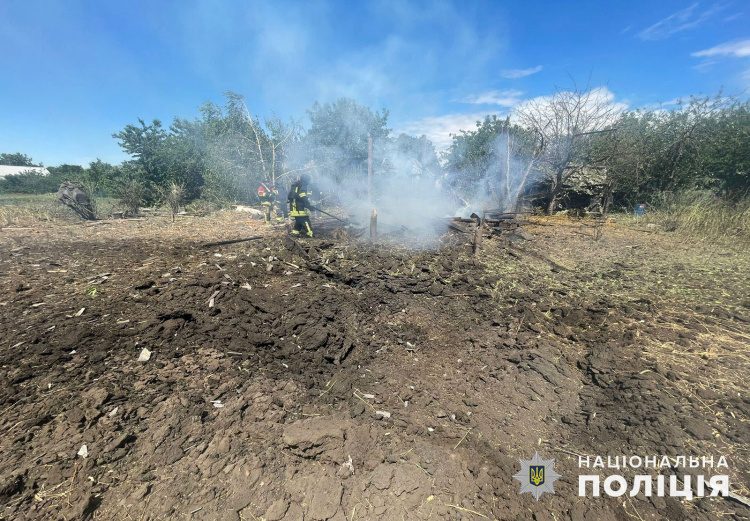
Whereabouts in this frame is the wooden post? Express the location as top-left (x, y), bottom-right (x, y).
top-left (368, 136), bottom-right (373, 203)
top-left (473, 210), bottom-right (486, 258)
top-left (370, 209), bottom-right (377, 238)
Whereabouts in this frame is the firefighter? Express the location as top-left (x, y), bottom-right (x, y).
top-left (288, 174), bottom-right (314, 237)
top-left (257, 180), bottom-right (278, 224)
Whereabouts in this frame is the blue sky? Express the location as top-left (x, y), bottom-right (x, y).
top-left (1, 0), bottom-right (748, 166)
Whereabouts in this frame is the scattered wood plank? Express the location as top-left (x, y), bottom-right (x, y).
top-left (448, 222), bottom-right (470, 234)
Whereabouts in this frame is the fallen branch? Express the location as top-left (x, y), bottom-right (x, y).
top-left (453, 427), bottom-right (473, 450)
top-left (201, 236), bottom-right (263, 248)
top-left (728, 491), bottom-right (750, 508)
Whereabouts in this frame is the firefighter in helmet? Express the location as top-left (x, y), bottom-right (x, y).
top-left (257, 179), bottom-right (278, 224)
top-left (288, 174), bottom-right (313, 237)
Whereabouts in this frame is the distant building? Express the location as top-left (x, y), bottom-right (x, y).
top-left (0, 165), bottom-right (50, 180)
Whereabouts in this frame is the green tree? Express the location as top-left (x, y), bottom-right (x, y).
top-left (112, 118), bottom-right (168, 187)
top-left (591, 94), bottom-right (747, 208)
top-left (47, 164), bottom-right (85, 180)
top-left (0, 152), bottom-right (35, 166)
top-left (694, 99), bottom-right (750, 198)
top-left (443, 115), bottom-right (539, 209)
top-left (304, 98), bottom-right (390, 182)
top-left (390, 134), bottom-right (442, 178)
top-left (85, 159), bottom-right (119, 194)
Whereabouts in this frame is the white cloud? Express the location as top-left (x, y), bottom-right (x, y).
top-left (499, 65), bottom-right (543, 79)
top-left (512, 86), bottom-right (628, 129)
top-left (724, 12), bottom-right (744, 22)
top-left (692, 58), bottom-right (720, 72)
top-left (637, 3), bottom-right (724, 41)
top-left (458, 89), bottom-right (524, 107)
top-left (692, 39), bottom-right (750, 58)
top-left (396, 111), bottom-right (502, 150)
top-left (398, 86), bottom-right (629, 151)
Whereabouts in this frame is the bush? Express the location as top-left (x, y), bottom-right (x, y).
top-left (0, 171), bottom-right (63, 194)
top-left (159, 182), bottom-right (186, 222)
top-left (114, 179), bottom-right (150, 216)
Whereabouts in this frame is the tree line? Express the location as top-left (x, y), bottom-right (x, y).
top-left (2, 88), bottom-right (748, 214)
top-left (445, 91), bottom-right (748, 213)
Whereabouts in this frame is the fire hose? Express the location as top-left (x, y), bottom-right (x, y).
top-left (308, 205), bottom-right (352, 224)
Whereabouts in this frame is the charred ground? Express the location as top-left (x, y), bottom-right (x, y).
top-left (0, 213), bottom-right (749, 520)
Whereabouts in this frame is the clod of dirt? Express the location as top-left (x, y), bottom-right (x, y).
top-left (282, 416), bottom-right (348, 461)
top-left (307, 476), bottom-right (343, 520)
top-left (82, 387), bottom-right (109, 409)
top-left (0, 473), bottom-right (24, 498)
top-left (134, 280), bottom-right (155, 290)
top-left (264, 499), bottom-right (290, 521)
top-left (682, 418), bottom-right (714, 440)
top-left (350, 402), bottom-right (366, 418)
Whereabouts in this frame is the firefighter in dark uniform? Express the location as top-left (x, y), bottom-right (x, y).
top-left (288, 174), bottom-right (314, 237)
top-left (257, 180), bottom-right (278, 224)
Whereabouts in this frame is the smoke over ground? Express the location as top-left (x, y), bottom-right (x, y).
top-left (281, 123), bottom-right (541, 240)
top-left (311, 159), bottom-right (457, 237)
top-left (456, 136), bottom-right (540, 217)
top-left (178, 94), bottom-right (547, 243)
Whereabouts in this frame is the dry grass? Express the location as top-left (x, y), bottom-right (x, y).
top-left (641, 319), bottom-right (750, 496)
top-left (0, 195), bottom-right (69, 226)
top-left (0, 193), bottom-right (123, 226)
top-left (639, 191), bottom-right (750, 249)
top-left (0, 208), bottom-right (269, 251)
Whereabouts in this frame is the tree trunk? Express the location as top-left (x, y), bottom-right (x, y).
top-left (602, 182), bottom-right (614, 216)
top-left (547, 194), bottom-right (557, 215)
top-left (547, 182), bottom-right (561, 214)
top-left (547, 166), bottom-right (566, 214)
top-left (505, 132), bottom-right (512, 207)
